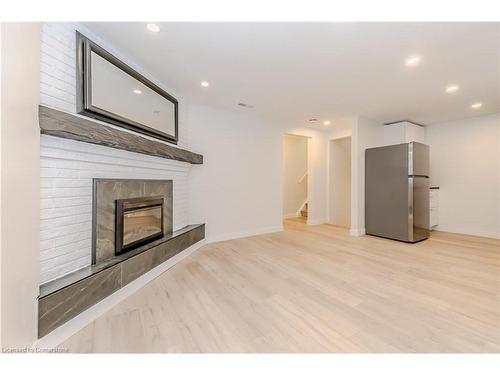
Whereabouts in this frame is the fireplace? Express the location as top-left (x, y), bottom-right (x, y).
top-left (40, 175), bottom-right (204, 339)
top-left (115, 196), bottom-right (164, 255)
top-left (92, 179), bottom-right (173, 264)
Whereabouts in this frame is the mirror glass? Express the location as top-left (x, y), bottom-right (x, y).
top-left (90, 51), bottom-right (176, 137)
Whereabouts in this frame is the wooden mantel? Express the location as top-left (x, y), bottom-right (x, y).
top-left (38, 105), bottom-right (203, 164)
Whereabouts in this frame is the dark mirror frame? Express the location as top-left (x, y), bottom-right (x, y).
top-left (76, 31), bottom-right (179, 144)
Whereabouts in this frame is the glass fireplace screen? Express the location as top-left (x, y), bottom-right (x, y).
top-left (115, 196), bottom-right (164, 254)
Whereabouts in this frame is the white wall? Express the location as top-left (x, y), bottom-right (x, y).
top-left (188, 104), bottom-right (284, 242)
top-left (39, 22), bottom-right (192, 282)
top-left (282, 134), bottom-right (308, 218)
top-left (328, 118), bottom-right (353, 141)
top-left (1, 22), bottom-right (41, 348)
top-left (329, 137), bottom-right (351, 228)
top-left (425, 113), bottom-right (500, 239)
top-left (327, 118), bottom-right (353, 229)
top-left (351, 116), bottom-right (384, 235)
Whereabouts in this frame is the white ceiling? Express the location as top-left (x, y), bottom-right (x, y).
top-left (84, 22), bottom-right (500, 127)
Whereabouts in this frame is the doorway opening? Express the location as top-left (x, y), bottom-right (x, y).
top-left (283, 134), bottom-right (309, 224)
top-left (329, 137), bottom-right (352, 228)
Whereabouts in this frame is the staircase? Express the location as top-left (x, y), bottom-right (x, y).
top-left (300, 202), bottom-right (308, 218)
top-left (293, 170), bottom-right (308, 220)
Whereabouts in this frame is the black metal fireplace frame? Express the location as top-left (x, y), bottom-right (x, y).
top-left (115, 196), bottom-right (164, 255)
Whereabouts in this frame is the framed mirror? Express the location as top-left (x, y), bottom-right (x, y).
top-left (76, 32), bottom-right (178, 144)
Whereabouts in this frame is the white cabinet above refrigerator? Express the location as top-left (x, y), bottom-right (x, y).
top-left (384, 121), bottom-right (426, 145)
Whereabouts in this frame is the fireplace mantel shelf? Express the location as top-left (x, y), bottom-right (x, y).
top-left (38, 105), bottom-right (203, 164)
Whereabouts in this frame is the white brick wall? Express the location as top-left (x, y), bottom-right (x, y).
top-left (40, 136), bottom-right (190, 283)
top-left (40, 23), bottom-right (77, 112)
top-left (39, 23), bottom-right (191, 283)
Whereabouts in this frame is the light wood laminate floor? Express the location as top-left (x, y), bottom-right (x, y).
top-left (62, 220), bottom-right (500, 353)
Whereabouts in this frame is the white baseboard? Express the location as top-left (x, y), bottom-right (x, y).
top-left (283, 213), bottom-right (299, 219)
top-left (206, 226), bottom-right (284, 243)
top-left (307, 218), bottom-right (328, 226)
top-left (34, 239), bottom-right (206, 350)
top-left (433, 226), bottom-right (500, 240)
top-left (350, 228), bottom-right (366, 236)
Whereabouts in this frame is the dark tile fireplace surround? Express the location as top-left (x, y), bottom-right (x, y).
top-left (93, 179), bottom-right (174, 263)
top-left (37, 107), bottom-right (205, 338)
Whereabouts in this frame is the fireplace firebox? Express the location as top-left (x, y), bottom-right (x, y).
top-left (115, 196), bottom-right (164, 255)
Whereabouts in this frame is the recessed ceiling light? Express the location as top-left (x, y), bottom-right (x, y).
top-left (471, 102), bottom-right (483, 109)
top-left (405, 55), bottom-right (421, 67)
top-left (133, 89), bottom-right (142, 95)
top-left (323, 120), bottom-right (331, 126)
top-left (200, 81), bottom-right (209, 88)
top-left (146, 23), bottom-right (160, 33)
top-left (308, 118), bottom-right (318, 123)
top-left (445, 84), bottom-right (459, 93)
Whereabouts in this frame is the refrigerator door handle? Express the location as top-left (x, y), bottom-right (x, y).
top-left (408, 142), bottom-right (414, 176)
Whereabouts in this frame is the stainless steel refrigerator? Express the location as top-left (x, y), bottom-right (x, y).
top-left (365, 142), bottom-right (430, 243)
